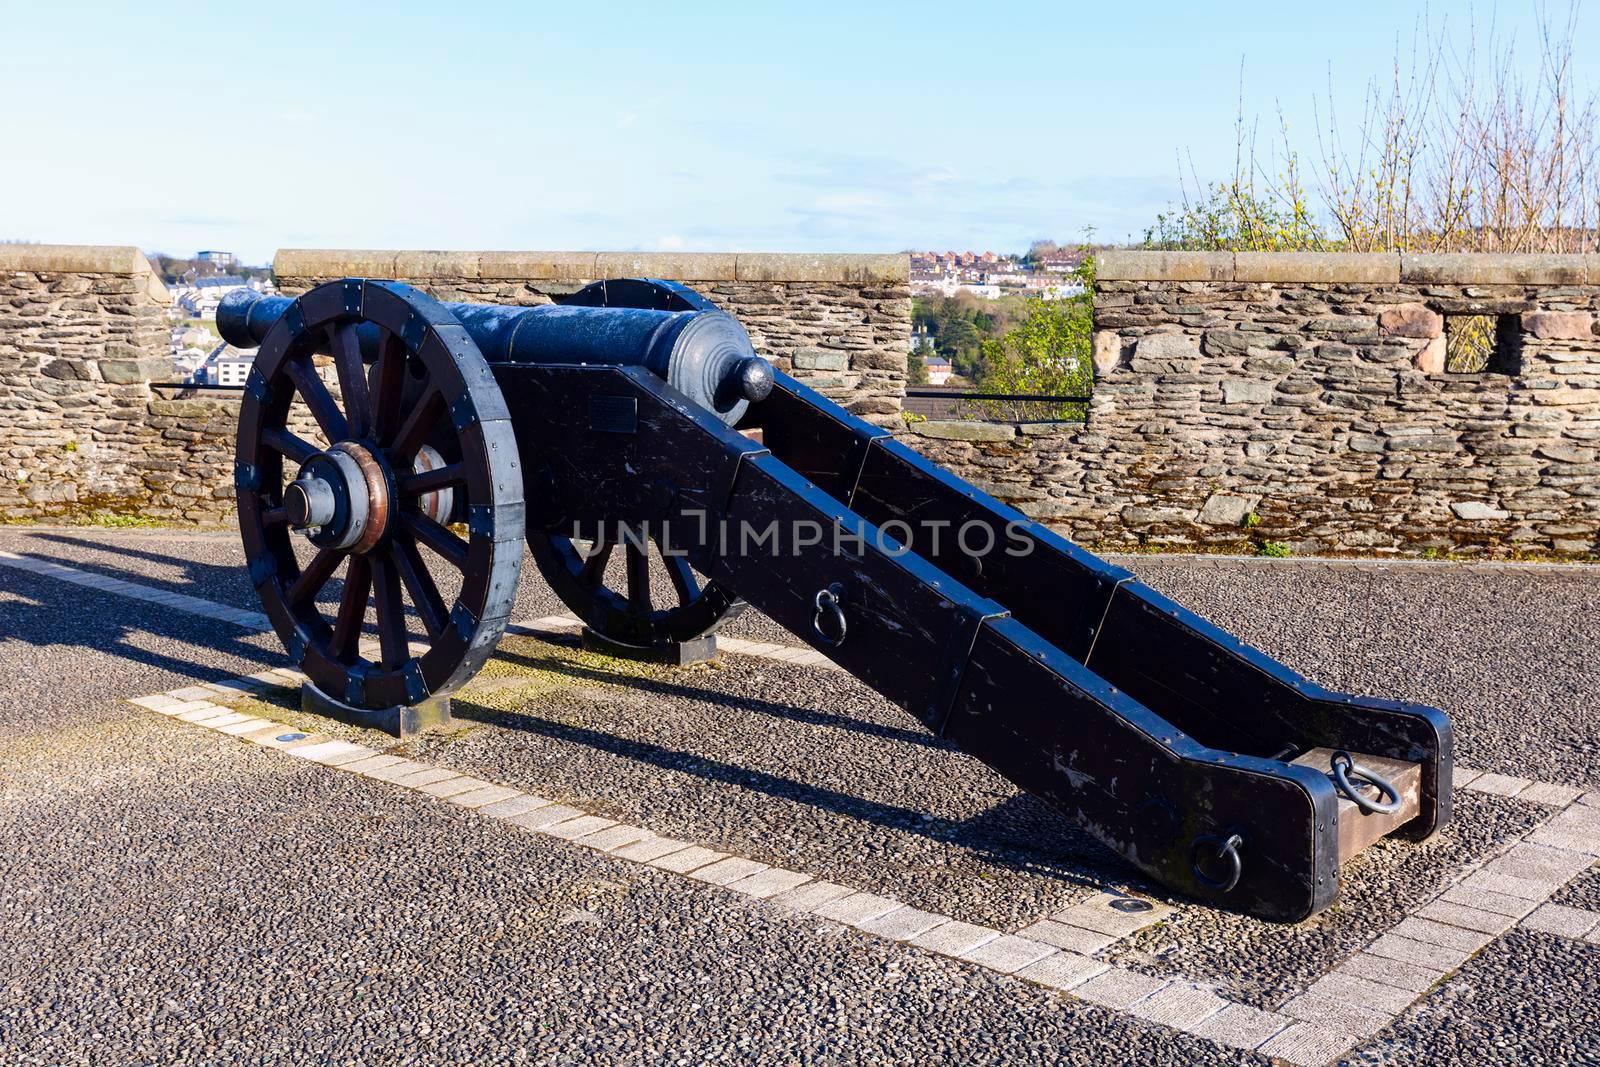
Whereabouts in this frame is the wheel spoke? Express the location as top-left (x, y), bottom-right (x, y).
top-left (261, 506), bottom-right (291, 527)
top-left (397, 462), bottom-right (463, 497)
top-left (579, 537), bottom-right (613, 588)
top-left (624, 541), bottom-right (651, 616)
top-left (370, 554), bottom-right (408, 670)
top-left (402, 511), bottom-right (469, 570)
top-left (284, 357), bottom-right (350, 443)
top-left (286, 547), bottom-right (341, 608)
top-left (371, 329), bottom-right (408, 445)
top-left (392, 533), bottom-right (449, 640)
top-left (262, 427), bottom-right (318, 466)
top-left (331, 554), bottom-right (372, 659)
top-left (664, 552), bottom-right (701, 607)
top-left (329, 322), bottom-right (372, 440)
top-left (389, 387), bottom-right (444, 465)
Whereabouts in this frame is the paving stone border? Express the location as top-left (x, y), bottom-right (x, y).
top-left (1519, 900), bottom-right (1600, 944)
top-left (0, 549), bottom-right (269, 629)
top-left (123, 660), bottom-right (1600, 1067)
top-left (0, 553), bottom-right (846, 674)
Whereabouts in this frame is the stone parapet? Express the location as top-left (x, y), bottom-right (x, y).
top-left (0, 244), bottom-right (912, 523)
top-left (1049, 260), bottom-right (1600, 556)
top-left (274, 248), bottom-right (913, 428)
top-left (0, 243), bottom-right (155, 275)
top-left (274, 249), bottom-right (909, 284)
top-left (0, 243), bottom-right (182, 519)
top-left (1097, 250), bottom-right (1600, 286)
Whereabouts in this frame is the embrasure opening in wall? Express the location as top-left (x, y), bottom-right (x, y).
top-left (1444, 314), bottom-right (1522, 374)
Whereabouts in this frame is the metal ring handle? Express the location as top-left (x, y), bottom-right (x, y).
top-left (1329, 750), bottom-right (1402, 815)
top-left (1189, 832), bottom-right (1244, 893)
top-left (812, 586), bottom-right (847, 647)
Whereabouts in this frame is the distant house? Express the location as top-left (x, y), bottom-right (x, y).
top-left (196, 342), bottom-right (255, 388)
top-left (1037, 251), bottom-right (1086, 274)
top-left (923, 355), bottom-right (953, 386)
top-left (196, 250), bottom-right (237, 270)
top-left (176, 275), bottom-right (254, 317)
top-left (173, 347), bottom-right (210, 381)
top-left (213, 352), bottom-right (254, 388)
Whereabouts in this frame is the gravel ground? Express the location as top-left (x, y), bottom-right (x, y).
top-left (7, 530), bottom-right (1597, 788)
top-left (0, 705), bottom-right (1244, 1066)
top-left (1122, 555), bottom-right (1600, 787)
top-left (418, 636), bottom-right (1121, 931)
top-left (1348, 929), bottom-right (1600, 1066)
top-left (0, 525), bottom-right (801, 646)
top-left (1548, 863), bottom-right (1600, 912)
top-left (386, 633), bottom-right (1552, 1012)
top-left (0, 566), bottom-right (285, 733)
top-left (4, 526), bottom-right (1599, 1063)
top-left (1104, 792), bottom-right (1546, 1008)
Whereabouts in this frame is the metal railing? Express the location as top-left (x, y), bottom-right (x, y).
top-left (903, 388), bottom-right (1091, 425)
top-left (151, 381), bottom-right (245, 392)
top-left (905, 389), bottom-right (1091, 404)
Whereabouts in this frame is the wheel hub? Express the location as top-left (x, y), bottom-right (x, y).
top-left (287, 441), bottom-right (392, 554)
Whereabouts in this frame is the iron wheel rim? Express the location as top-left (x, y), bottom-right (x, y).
top-left (235, 278), bottom-right (524, 709)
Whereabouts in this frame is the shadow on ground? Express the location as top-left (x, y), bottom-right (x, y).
top-left (451, 642), bottom-right (1138, 897)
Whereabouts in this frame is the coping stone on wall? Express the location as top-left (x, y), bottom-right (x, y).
top-left (732, 252), bottom-right (908, 284)
top-left (1096, 251), bottom-right (1234, 282)
top-left (1399, 253), bottom-right (1594, 285)
top-left (0, 243), bottom-right (154, 276)
top-left (1233, 252), bottom-right (1399, 284)
top-left (478, 251), bottom-right (601, 281)
top-left (596, 252), bottom-right (737, 281)
top-left (273, 250), bottom-right (909, 285)
top-left (392, 250), bottom-right (481, 280)
top-left (274, 249), bottom-right (401, 279)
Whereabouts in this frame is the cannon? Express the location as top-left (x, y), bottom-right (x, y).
top-left (219, 277), bottom-right (1451, 923)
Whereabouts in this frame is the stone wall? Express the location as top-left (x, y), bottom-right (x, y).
top-left (0, 245), bottom-right (225, 520)
top-left (274, 249), bottom-right (911, 425)
top-left (908, 252), bottom-right (1600, 557)
top-left (0, 246), bottom-right (908, 524)
top-left (10, 242), bottom-right (1596, 558)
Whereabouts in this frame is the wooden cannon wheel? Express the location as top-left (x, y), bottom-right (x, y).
top-left (235, 279), bottom-right (524, 710)
top-left (525, 275), bottom-right (746, 654)
top-left (526, 526), bottom-right (745, 651)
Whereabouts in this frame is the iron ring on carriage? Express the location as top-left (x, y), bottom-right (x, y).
top-left (1189, 832), bottom-right (1244, 893)
top-left (812, 585), bottom-right (847, 647)
top-left (1329, 750), bottom-right (1402, 815)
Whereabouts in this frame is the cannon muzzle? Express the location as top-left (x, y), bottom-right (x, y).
top-left (218, 282), bottom-right (773, 423)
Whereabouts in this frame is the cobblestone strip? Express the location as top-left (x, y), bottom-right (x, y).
top-left (0, 550), bottom-right (270, 630)
top-left (0, 553), bottom-right (839, 672)
top-left (1518, 897), bottom-right (1600, 944)
top-left (1255, 778), bottom-right (1600, 1064)
top-left (120, 671), bottom-right (1302, 1058)
top-left (123, 668), bottom-right (1600, 1067)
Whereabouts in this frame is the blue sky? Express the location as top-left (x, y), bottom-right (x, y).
top-left (0, 1), bottom-right (1590, 262)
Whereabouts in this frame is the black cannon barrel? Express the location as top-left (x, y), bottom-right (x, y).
top-left (218, 286), bottom-right (774, 422)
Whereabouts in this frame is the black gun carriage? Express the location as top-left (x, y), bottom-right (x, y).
top-left (219, 277), bottom-right (1451, 923)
